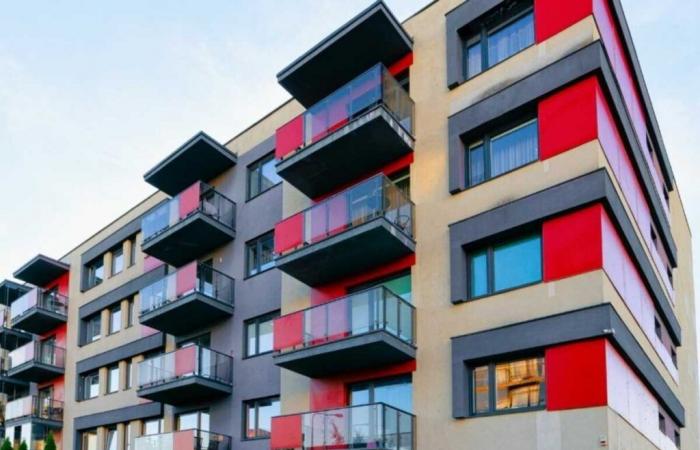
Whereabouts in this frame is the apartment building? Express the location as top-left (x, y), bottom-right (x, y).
top-left (0, 0), bottom-right (697, 449)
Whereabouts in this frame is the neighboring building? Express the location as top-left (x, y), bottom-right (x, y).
top-left (0, 1), bottom-right (696, 450)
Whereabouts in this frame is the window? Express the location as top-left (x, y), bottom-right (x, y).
top-left (246, 232), bottom-right (275, 277)
top-left (350, 375), bottom-right (412, 413)
top-left (245, 312), bottom-right (278, 357)
top-left (463, 1), bottom-right (534, 79)
top-left (389, 169), bottom-right (410, 199)
top-left (86, 314), bottom-right (102, 343)
top-left (471, 356), bottom-right (545, 414)
top-left (468, 233), bottom-right (541, 298)
top-left (247, 153), bottom-right (282, 200)
top-left (125, 360), bottom-right (133, 389)
top-left (81, 371), bottom-right (100, 400)
top-left (244, 396), bottom-right (280, 440)
top-left (129, 236), bottom-right (137, 267)
top-left (111, 246), bottom-right (124, 276)
top-left (105, 427), bottom-right (118, 450)
top-left (177, 410), bottom-right (210, 431)
top-left (126, 423), bottom-right (134, 450)
top-left (350, 272), bottom-right (412, 302)
top-left (143, 418), bottom-right (164, 435)
top-left (109, 305), bottom-right (122, 335)
top-left (659, 413), bottom-right (666, 434)
top-left (81, 430), bottom-right (97, 450)
top-left (107, 365), bottom-right (120, 393)
top-left (86, 258), bottom-right (104, 288)
top-left (127, 298), bottom-right (135, 328)
top-left (466, 118), bottom-right (538, 187)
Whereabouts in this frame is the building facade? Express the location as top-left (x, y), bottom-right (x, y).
top-left (0, 1), bottom-right (696, 450)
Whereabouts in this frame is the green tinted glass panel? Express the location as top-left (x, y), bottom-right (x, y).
top-left (470, 250), bottom-right (488, 297)
top-left (493, 235), bottom-right (541, 292)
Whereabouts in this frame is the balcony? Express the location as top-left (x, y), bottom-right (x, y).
top-left (275, 63), bottom-right (414, 198)
top-left (274, 174), bottom-right (415, 286)
top-left (141, 182), bottom-right (236, 267)
top-left (10, 288), bottom-right (67, 335)
top-left (0, 356), bottom-right (28, 396)
top-left (277, 1), bottom-right (412, 107)
top-left (137, 345), bottom-right (233, 405)
top-left (144, 131), bottom-right (238, 196)
top-left (4, 396), bottom-right (63, 428)
top-left (273, 287), bottom-right (415, 377)
top-left (271, 403), bottom-right (414, 450)
top-left (139, 263), bottom-right (234, 335)
top-left (13, 255), bottom-right (69, 287)
top-left (0, 308), bottom-right (32, 352)
top-left (7, 341), bottom-right (65, 383)
top-left (134, 430), bottom-right (231, 450)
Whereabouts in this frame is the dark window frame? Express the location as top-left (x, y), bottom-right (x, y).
top-left (111, 245), bottom-right (124, 277)
top-left (85, 314), bottom-right (102, 343)
top-left (246, 153), bottom-right (282, 201)
top-left (108, 305), bottom-right (122, 335)
top-left (106, 364), bottom-right (120, 394)
top-left (86, 257), bottom-right (105, 289)
top-left (80, 371), bottom-right (100, 400)
top-left (244, 311), bottom-right (279, 358)
top-left (245, 231), bottom-right (276, 278)
top-left (242, 396), bottom-right (280, 441)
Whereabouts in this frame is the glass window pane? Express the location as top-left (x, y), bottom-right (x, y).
top-left (350, 384), bottom-right (370, 406)
top-left (248, 164), bottom-right (262, 198)
top-left (495, 357), bottom-right (544, 411)
top-left (486, 12), bottom-right (534, 67)
top-left (261, 157), bottom-right (282, 191)
top-left (473, 366), bottom-right (490, 413)
top-left (82, 431), bottom-right (97, 450)
top-left (470, 250), bottom-right (488, 297)
top-left (106, 429), bottom-right (117, 450)
top-left (490, 119), bottom-right (538, 177)
top-left (110, 308), bottom-right (121, 334)
top-left (382, 274), bottom-right (412, 302)
top-left (112, 248), bottom-right (124, 275)
top-left (257, 398), bottom-right (279, 438)
top-left (374, 378), bottom-right (413, 413)
top-left (469, 144), bottom-right (486, 186)
top-left (245, 403), bottom-right (256, 439)
top-left (108, 366), bottom-right (119, 393)
top-left (246, 322), bottom-right (257, 356)
top-left (493, 234), bottom-right (541, 292)
top-left (259, 233), bottom-right (275, 272)
top-left (177, 412), bottom-right (198, 431)
top-left (246, 242), bottom-right (258, 276)
top-left (466, 41), bottom-right (482, 78)
top-left (258, 319), bottom-right (273, 354)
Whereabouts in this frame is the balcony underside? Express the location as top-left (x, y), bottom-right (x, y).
top-left (7, 362), bottom-right (64, 383)
top-left (5, 416), bottom-right (62, 429)
top-left (137, 376), bottom-right (232, 405)
top-left (277, 106), bottom-right (414, 198)
top-left (275, 218), bottom-right (415, 286)
top-left (277, 2), bottom-right (412, 107)
top-left (0, 374), bottom-right (29, 396)
top-left (13, 255), bottom-right (69, 287)
top-left (274, 331), bottom-right (415, 378)
top-left (139, 293), bottom-right (234, 335)
top-left (12, 309), bottom-right (67, 335)
top-left (144, 132), bottom-right (238, 196)
top-left (141, 213), bottom-right (235, 267)
top-left (0, 327), bottom-right (33, 351)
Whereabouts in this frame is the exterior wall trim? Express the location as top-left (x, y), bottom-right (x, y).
top-left (73, 401), bottom-right (163, 431)
top-left (448, 169), bottom-right (681, 344)
top-left (75, 333), bottom-right (165, 375)
top-left (450, 304), bottom-right (685, 425)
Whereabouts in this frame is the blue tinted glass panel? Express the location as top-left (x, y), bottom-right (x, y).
top-left (374, 379), bottom-right (413, 413)
top-left (469, 144), bottom-right (486, 186)
top-left (466, 42), bottom-right (482, 78)
top-left (470, 250), bottom-right (488, 297)
top-left (487, 12), bottom-right (534, 67)
top-left (493, 235), bottom-right (541, 292)
top-left (490, 119), bottom-right (538, 177)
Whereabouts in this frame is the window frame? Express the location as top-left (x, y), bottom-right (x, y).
top-left (469, 355), bottom-right (546, 416)
top-left (242, 396), bottom-right (280, 441)
top-left (244, 311), bottom-right (279, 358)
top-left (466, 231), bottom-right (543, 300)
top-left (245, 231), bottom-right (276, 278)
top-left (85, 314), bottom-right (102, 343)
top-left (246, 153), bottom-right (282, 201)
top-left (109, 305), bottom-right (122, 335)
top-left (125, 360), bottom-right (133, 390)
top-left (461, 1), bottom-right (535, 80)
top-left (111, 246), bottom-right (124, 277)
top-left (107, 365), bottom-right (120, 394)
top-left (81, 371), bottom-right (100, 400)
top-left (129, 236), bottom-right (137, 267)
top-left (86, 257), bottom-right (105, 289)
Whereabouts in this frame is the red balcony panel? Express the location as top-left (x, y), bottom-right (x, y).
top-left (534, 0), bottom-right (592, 43)
top-left (273, 312), bottom-right (304, 352)
top-left (543, 204), bottom-right (603, 282)
top-left (274, 213), bottom-right (304, 255)
top-left (545, 338), bottom-right (608, 411)
top-left (276, 115), bottom-right (304, 160)
top-left (175, 262), bottom-right (197, 297)
top-left (178, 182), bottom-right (201, 219)
top-left (388, 52), bottom-right (413, 76)
top-left (271, 415), bottom-right (303, 449)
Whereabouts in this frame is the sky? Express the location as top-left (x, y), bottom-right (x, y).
top-left (0, 0), bottom-right (698, 295)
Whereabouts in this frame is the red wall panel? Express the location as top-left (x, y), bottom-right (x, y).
top-left (534, 0), bottom-right (592, 43)
top-left (545, 338), bottom-right (607, 410)
top-left (543, 204), bottom-right (603, 282)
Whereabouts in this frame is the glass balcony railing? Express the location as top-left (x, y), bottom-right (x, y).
top-left (274, 286), bottom-right (414, 353)
top-left (274, 174), bottom-right (414, 256)
top-left (134, 430), bottom-right (231, 450)
top-left (141, 182), bottom-right (236, 243)
top-left (10, 288), bottom-right (68, 322)
top-left (276, 63), bottom-right (414, 160)
top-left (5, 396), bottom-right (63, 422)
top-left (272, 403), bottom-right (414, 450)
top-left (140, 263), bottom-right (235, 316)
top-left (9, 341), bottom-right (66, 370)
top-left (137, 346), bottom-right (233, 389)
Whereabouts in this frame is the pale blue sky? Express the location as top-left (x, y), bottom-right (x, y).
top-left (0, 0), bottom-right (698, 295)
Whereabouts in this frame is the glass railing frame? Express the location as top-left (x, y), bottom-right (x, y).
top-left (134, 429), bottom-right (232, 450)
top-left (5, 395), bottom-right (64, 422)
top-left (8, 341), bottom-right (66, 371)
top-left (141, 182), bottom-right (237, 244)
top-left (276, 173), bottom-right (415, 257)
top-left (273, 402), bottom-right (415, 450)
top-left (276, 285), bottom-right (415, 354)
top-left (10, 288), bottom-right (68, 323)
top-left (281, 62), bottom-right (415, 161)
top-left (137, 345), bottom-right (233, 389)
top-left (139, 262), bottom-right (235, 316)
